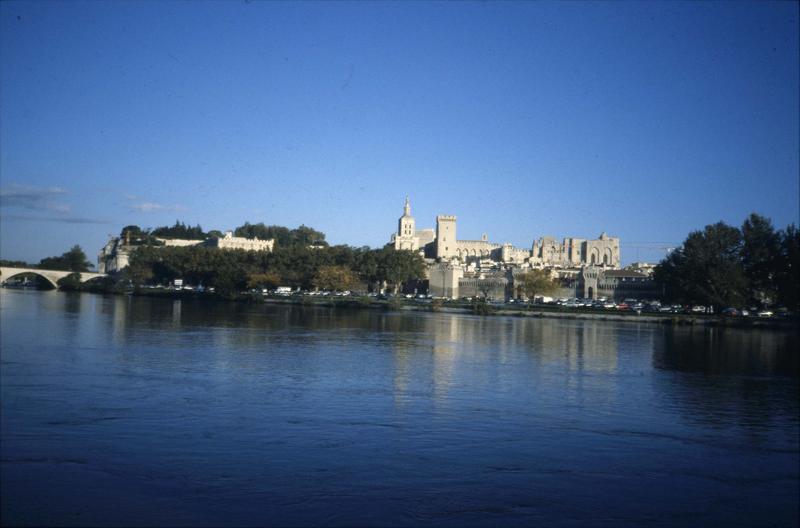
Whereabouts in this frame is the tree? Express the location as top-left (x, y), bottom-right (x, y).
top-left (38, 245), bottom-right (93, 272)
top-left (516, 269), bottom-right (559, 300)
top-left (775, 224), bottom-right (800, 310)
top-left (741, 213), bottom-right (781, 306)
top-left (124, 248), bottom-right (154, 285)
top-left (354, 249), bottom-right (381, 292)
top-left (313, 265), bottom-right (357, 292)
top-left (247, 272), bottom-right (282, 290)
top-left (151, 220), bottom-right (205, 240)
top-left (654, 222), bottom-right (746, 309)
top-left (56, 272), bottom-right (82, 291)
top-left (378, 248), bottom-right (425, 293)
top-left (0, 259), bottom-right (30, 268)
top-left (293, 224), bottom-right (326, 246)
top-left (233, 222), bottom-right (327, 249)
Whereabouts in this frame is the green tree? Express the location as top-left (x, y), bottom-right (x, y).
top-left (354, 249), bottom-right (381, 291)
top-left (313, 265), bottom-right (358, 292)
top-left (775, 224), bottom-right (800, 310)
top-left (516, 269), bottom-right (559, 300)
top-left (124, 247), bottom-right (155, 285)
top-left (378, 248), bottom-right (425, 293)
top-left (654, 222), bottom-right (746, 309)
top-left (151, 220), bottom-right (205, 240)
top-left (38, 245), bottom-right (93, 272)
top-left (741, 213), bottom-right (781, 306)
top-left (0, 259), bottom-right (30, 268)
top-left (247, 272), bottom-right (282, 290)
top-left (293, 224), bottom-right (327, 246)
top-left (56, 272), bottom-right (82, 291)
top-left (233, 222), bottom-right (327, 249)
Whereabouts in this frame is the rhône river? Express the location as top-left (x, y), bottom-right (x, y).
top-left (1, 290), bottom-right (798, 527)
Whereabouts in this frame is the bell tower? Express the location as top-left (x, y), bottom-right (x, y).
top-left (394, 196), bottom-right (418, 251)
top-left (398, 196), bottom-right (416, 238)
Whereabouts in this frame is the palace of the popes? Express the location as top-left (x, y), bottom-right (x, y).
top-left (90, 197), bottom-right (658, 302)
top-left (389, 197), bottom-right (656, 301)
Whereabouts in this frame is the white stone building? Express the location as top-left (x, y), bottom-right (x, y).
top-left (390, 197), bottom-right (435, 252)
top-left (155, 238), bottom-right (204, 247)
top-left (389, 198), bottom-right (621, 268)
top-left (206, 231), bottom-right (275, 252)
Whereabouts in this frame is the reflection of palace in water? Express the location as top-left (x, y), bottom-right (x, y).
top-left (389, 311), bottom-right (626, 406)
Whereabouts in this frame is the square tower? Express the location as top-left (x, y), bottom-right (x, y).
top-left (435, 215), bottom-right (457, 259)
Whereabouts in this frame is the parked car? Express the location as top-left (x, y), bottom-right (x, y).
top-left (757, 310), bottom-right (774, 318)
top-left (721, 307), bottom-right (740, 317)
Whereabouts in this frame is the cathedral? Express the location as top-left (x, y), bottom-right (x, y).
top-left (390, 197), bottom-right (620, 268)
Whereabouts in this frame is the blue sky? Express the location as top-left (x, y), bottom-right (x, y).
top-left (1, 1), bottom-right (798, 266)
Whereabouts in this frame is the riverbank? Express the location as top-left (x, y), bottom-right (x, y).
top-left (121, 288), bottom-right (797, 330)
top-left (3, 285), bottom-right (795, 329)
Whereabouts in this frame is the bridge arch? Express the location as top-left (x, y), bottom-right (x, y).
top-left (1, 267), bottom-right (108, 289)
top-left (1, 270), bottom-right (59, 289)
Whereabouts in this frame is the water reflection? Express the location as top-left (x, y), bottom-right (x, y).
top-left (1, 290), bottom-right (798, 527)
top-left (653, 325), bottom-right (798, 377)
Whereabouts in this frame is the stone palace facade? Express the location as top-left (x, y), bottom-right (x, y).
top-left (390, 198), bottom-right (620, 268)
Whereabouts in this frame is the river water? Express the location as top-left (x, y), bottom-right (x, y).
top-left (1, 290), bottom-right (798, 527)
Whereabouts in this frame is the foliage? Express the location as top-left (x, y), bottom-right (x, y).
top-left (247, 272), bottom-right (282, 290)
top-left (516, 269), bottom-right (559, 299)
top-left (740, 213), bottom-right (781, 305)
top-left (151, 220), bottom-right (206, 240)
top-left (233, 222), bottom-right (327, 248)
top-left (313, 265), bottom-right (358, 292)
top-left (119, 225), bottom-right (161, 246)
top-left (124, 243), bottom-right (426, 296)
top-left (38, 245), bottom-right (93, 272)
top-left (654, 215), bottom-right (800, 310)
top-left (378, 248), bottom-right (426, 293)
top-left (56, 272), bottom-right (82, 291)
top-left (0, 259), bottom-right (30, 268)
top-left (471, 298), bottom-right (493, 315)
top-left (775, 224), bottom-right (800, 310)
top-left (655, 222), bottom-right (746, 308)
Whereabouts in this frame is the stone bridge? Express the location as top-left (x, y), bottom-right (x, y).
top-left (0, 267), bottom-right (108, 289)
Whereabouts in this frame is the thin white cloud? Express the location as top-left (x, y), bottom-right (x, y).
top-left (129, 201), bottom-right (187, 213)
top-left (0, 184), bottom-right (69, 212)
top-left (1, 213), bottom-right (111, 224)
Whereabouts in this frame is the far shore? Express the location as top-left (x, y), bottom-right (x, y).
top-left (3, 286), bottom-right (796, 330)
top-left (116, 288), bottom-right (800, 330)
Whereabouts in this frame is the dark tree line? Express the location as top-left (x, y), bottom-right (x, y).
top-left (654, 213), bottom-right (799, 310)
top-left (119, 221), bottom-right (327, 250)
top-left (125, 244), bottom-right (425, 294)
top-left (2, 246), bottom-right (93, 272)
top-left (151, 221), bottom-right (206, 240)
top-left (233, 222), bottom-right (327, 248)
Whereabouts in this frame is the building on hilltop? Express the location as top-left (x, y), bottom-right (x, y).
top-left (98, 231), bottom-right (274, 273)
top-left (389, 198), bottom-right (620, 268)
top-left (97, 237), bottom-right (133, 274)
top-left (155, 238), bottom-right (204, 247)
top-left (206, 231), bottom-right (275, 252)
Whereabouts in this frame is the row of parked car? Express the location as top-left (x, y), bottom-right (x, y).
top-left (546, 298), bottom-right (785, 317)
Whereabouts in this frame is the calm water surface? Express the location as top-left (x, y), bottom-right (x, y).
top-left (1, 290), bottom-right (798, 526)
